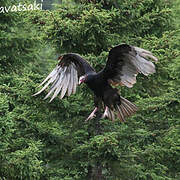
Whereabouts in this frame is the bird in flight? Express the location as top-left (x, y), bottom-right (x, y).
top-left (33, 44), bottom-right (158, 122)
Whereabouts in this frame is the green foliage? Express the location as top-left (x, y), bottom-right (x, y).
top-left (37, 0), bottom-right (173, 56)
top-left (0, 0), bottom-right (179, 179)
top-left (0, 2), bottom-right (42, 72)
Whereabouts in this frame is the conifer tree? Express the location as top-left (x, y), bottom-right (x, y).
top-left (0, 0), bottom-right (179, 179)
top-left (0, 0), bottom-right (45, 179)
top-left (33, 0), bottom-right (179, 179)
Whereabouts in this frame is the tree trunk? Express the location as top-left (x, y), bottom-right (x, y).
top-left (87, 109), bottom-right (105, 180)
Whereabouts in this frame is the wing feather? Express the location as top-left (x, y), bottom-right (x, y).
top-left (37, 67), bottom-right (58, 87)
top-left (102, 44), bottom-right (158, 88)
top-left (43, 67), bottom-right (65, 100)
top-left (49, 67), bottom-right (67, 102)
top-left (33, 53), bottom-right (95, 101)
top-left (134, 46), bottom-right (158, 62)
top-left (72, 64), bottom-right (78, 94)
top-left (32, 70), bottom-right (59, 96)
top-left (67, 64), bottom-right (75, 96)
top-left (49, 76), bottom-right (65, 102)
top-left (60, 67), bottom-right (71, 99)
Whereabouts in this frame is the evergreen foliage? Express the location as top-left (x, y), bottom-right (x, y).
top-left (0, 0), bottom-right (179, 179)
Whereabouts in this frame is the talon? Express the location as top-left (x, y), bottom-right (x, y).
top-left (86, 107), bottom-right (98, 121)
top-left (101, 106), bottom-right (115, 121)
top-left (101, 106), bottom-right (108, 119)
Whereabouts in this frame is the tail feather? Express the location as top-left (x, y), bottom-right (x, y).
top-left (121, 96), bottom-right (138, 110)
top-left (121, 104), bottom-right (130, 117)
top-left (116, 96), bottom-right (138, 121)
top-left (107, 107), bottom-right (115, 121)
top-left (117, 105), bottom-right (125, 122)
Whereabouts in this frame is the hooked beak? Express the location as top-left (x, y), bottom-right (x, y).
top-left (78, 76), bottom-right (86, 85)
top-left (78, 79), bottom-right (84, 85)
top-left (78, 79), bottom-right (82, 85)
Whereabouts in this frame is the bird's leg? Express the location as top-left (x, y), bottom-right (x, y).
top-left (101, 106), bottom-right (109, 119)
top-left (86, 107), bottom-right (98, 121)
top-left (101, 106), bottom-right (115, 121)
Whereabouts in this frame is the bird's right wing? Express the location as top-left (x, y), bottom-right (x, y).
top-left (33, 53), bottom-right (95, 102)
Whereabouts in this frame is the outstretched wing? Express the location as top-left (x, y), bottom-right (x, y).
top-left (102, 44), bottom-right (158, 88)
top-left (33, 53), bottom-right (95, 102)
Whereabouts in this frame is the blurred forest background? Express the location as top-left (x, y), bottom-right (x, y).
top-left (0, 0), bottom-right (179, 179)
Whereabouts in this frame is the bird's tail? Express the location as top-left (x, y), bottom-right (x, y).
top-left (116, 96), bottom-right (138, 122)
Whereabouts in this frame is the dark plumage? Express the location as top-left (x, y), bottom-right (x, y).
top-left (33, 44), bottom-right (158, 122)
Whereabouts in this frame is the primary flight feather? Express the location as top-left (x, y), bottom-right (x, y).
top-left (33, 44), bottom-right (158, 122)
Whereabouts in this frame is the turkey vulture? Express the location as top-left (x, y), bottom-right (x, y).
top-left (33, 44), bottom-right (158, 122)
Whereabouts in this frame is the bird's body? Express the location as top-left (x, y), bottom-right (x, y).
top-left (86, 73), bottom-right (106, 97)
top-left (85, 73), bottom-right (119, 105)
top-left (33, 44), bottom-right (158, 122)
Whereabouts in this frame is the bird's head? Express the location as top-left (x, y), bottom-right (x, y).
top-left (79, 75), bottom-right (87, 85)
top-left (79, 74), bottom-right (95, 85)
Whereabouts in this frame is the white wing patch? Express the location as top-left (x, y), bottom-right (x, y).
top-left (33, 63), bottom-right (78, 102)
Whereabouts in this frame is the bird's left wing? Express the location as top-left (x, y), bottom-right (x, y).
top-left (101, 44), bottom-right (158, 88)
top-left (33, 53), bottom-right (95, 102)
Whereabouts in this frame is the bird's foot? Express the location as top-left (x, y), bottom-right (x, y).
top-left (101, 106), bottom-right (109, 119)
top-left (101, 106), bottom-right (115, 121)
top-left (86, 107), bottom-right (98, 121)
